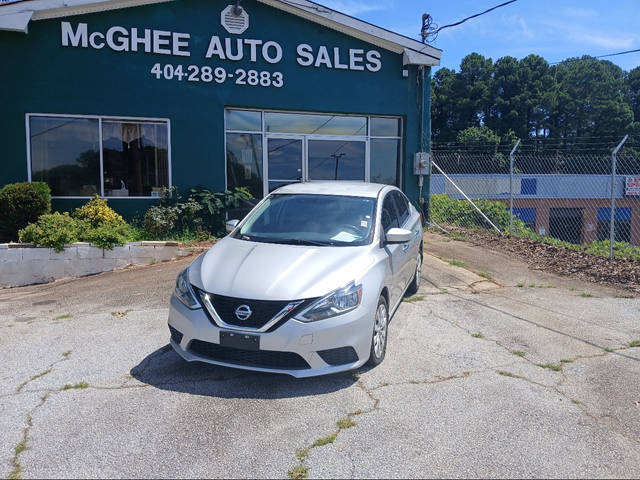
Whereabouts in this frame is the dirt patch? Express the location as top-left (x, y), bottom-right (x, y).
top-left (434, 227), bottom-right (640, 294)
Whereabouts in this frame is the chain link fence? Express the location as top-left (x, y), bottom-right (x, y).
top-left (429, 136), bottom-right (640, 261)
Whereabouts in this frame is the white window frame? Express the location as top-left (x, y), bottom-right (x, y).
top-left (223, 108), bottom-right (403, 198)
top-left (25, 113), bottom-right (172, 199)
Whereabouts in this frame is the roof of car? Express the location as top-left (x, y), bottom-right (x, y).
top-left (272, 181), bottom-right (392, 198)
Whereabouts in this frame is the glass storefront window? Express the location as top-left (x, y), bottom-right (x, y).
top-left (29, 117), bottom-right (100, 196)
top-left (370, 117), bottom-right (401, 137)
top-left (102, 121), bottom-right (169, 197)
top-left (225, 109), bottom-right (402, 199)
top-left (28, 115), bottom-right (170, 197)
top-left (226, 110), bottom-right (262, 131)
top-left (308, 140), bottom-right (365, 181)
top-left (265, 112), bottom-right (367, 136)
top-left (226, 133), bottom-right (263, 200)
top-left (370, 138), bottom-right (400, 185)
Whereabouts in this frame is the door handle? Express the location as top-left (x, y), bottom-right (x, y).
top-left (402, 243), bottom-right (409, 252)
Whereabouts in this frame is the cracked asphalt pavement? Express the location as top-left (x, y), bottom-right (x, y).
top-left (1, 235), bottom-right (640, 478)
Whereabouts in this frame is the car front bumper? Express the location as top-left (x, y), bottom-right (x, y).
top-left (167, 294), bottom-right (374, 378)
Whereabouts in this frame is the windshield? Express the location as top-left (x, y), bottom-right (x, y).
top-left (234, 194), bottom-right (376, 246)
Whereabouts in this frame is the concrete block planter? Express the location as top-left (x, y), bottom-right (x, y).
top-left (0, 241), bottom-right (192, 288)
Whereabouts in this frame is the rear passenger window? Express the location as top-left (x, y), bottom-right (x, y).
top-left (381, 195), bottom-right (399, 233)
top-left (392, 191), bottom-right (410, 226)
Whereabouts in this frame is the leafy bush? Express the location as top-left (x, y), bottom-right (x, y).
top-left (73, 195), bottom-right (126, 228)
top-left (19, 197), bottom-right (133, 251)
top-left (0, 182), bottom-right (51, 242)
top-left (430, 193), bottom-right (527, 235)
top-left (19, 212), bottom-right (79, 252)
top-left (431, 194), bottom-right (640, 262)
top-left (144, 205), bottom-right (180, 236)
top-left (80, 223), bottom-right (131, 250)
top-left (143, 186), bottom-right (253, 237)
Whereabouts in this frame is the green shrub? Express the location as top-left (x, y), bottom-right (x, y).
top-left (0, 182), bottom-right (51, 242)
top-left (142, 186), bottom-right (253, 238)
top-left (73, 195), bottom-right (126, 228)
top-left (585, 240), bottom-right (640, 261)
top-left (19, 212), bottom-right (79, 252)
top-left (144, 205), bottom-right (180, 235)
top-left (79, 223), bottom-right (131, 250)
top-left (430, 193), bottom-right (527, 235)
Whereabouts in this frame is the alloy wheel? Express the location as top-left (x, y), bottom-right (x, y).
top-left (373, 302), bottom-right (388, 358)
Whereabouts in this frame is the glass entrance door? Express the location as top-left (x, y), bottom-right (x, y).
top-left (307, 139), bottom-right (366, 181)
top-left (266, 137), bottom-right (303, 194)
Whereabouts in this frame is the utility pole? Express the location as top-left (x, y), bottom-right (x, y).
top-left (331, 152), bottom-right (346, 180)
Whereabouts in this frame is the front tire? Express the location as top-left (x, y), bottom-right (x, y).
top-left (367, 296), bottom-right (389, 367)
top-left (406, 249), bottom-right (422, 296)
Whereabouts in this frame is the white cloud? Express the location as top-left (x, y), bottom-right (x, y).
top-left (319, 0), bottom-right (391, 16)
top-left (562, 7), bottom-right (597, 18)
top-left (501, 14), bottom-right (533, 39)
top-left (573, 32), bottom-right (635, 50)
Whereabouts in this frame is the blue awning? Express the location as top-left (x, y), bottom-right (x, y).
top-left (597, 207), bottom-right (631, 221)
top-left (513, 208), bottom-right (536, 223)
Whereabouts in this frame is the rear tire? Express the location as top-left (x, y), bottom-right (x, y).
top-left (406, 248), bottom-right (422, 296)
top-left (366, 296), bottom-right (388, 367)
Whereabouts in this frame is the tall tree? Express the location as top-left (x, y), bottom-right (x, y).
top-left (550, 56), bottom-right (632, 140)
top-left (431, 67), bottom-right (458, 141)
top-left (456, 53), bottom-right (494, 129)
top-left (487, 56), bottom-right (521, 137)
top-left (516, 55), bottom-right (557, 138)
top-left (626, 66), bottom-right (640, 122)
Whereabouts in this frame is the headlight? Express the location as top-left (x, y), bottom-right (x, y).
top-left (295, 282), bottom-right (362, 322)
top-left (174, 268), bottom-right (200, 309)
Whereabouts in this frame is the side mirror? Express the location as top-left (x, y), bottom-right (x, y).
top-left (225, 219), bottom-right (239, 233)
top-left (384, 227), bottom-right (412, 244)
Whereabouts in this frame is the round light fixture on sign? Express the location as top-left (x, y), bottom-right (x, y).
top-left (221, 4), bottom-right (249, 35)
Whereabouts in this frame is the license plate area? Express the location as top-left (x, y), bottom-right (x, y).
top-left (219, 331), bottom-right (260, 351)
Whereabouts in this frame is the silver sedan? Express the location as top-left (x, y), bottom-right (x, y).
top-left (167, 181), bottom-right (423, 377)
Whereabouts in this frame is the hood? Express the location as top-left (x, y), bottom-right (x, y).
top-left (189, 236), bottom-right (374, 300)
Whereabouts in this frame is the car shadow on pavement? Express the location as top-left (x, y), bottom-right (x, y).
top-left (130, 345), bottom-right (359, 399)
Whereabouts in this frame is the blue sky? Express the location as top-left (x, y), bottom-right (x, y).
top-left (319, 0), bottom-right (640, 72)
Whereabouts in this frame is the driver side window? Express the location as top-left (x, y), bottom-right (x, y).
top-left (381, 194), bottom-right (400, 234)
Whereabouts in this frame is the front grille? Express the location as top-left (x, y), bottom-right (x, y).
top-left (190, 339), bottom-right (310, 370)
top-left (194, 288), bottom-right (315, 331)
top-left (317, 346), bottom-right (359, 366)
top-left (169, 325), bottom-right (183, 345)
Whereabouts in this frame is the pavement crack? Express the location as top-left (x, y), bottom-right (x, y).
top-left (286, 379), bottom-right (378, 479)
top-left (371, 371), bottom-right (471, 391)
top-left (492, 368), bottom-right (640, 447)
top-left (9, 389), bottom-right (57, 479)
top-left (445, 292), bottom-right (640, 363)
top-left (15, 352), bottom-right (71, 393)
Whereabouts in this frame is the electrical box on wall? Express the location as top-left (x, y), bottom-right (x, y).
top-left (414, 152), bottom-right (429, 175)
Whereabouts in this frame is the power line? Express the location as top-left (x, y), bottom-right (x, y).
top-left (550, 48), bottom-right (640, 65)
top-left (422, 0), bottom-right (518, 43)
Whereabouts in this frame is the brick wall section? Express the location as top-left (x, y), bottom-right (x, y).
top-left (495, 198), bottom-right (640, 245)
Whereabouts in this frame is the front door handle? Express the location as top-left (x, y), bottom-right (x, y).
top-left (402, 243), bottom-right (409, 252)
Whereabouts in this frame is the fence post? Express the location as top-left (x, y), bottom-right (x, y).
top-left (509, 139), bottom-right (521, 236)
top-left (610, 135), bottom-right (628, 260)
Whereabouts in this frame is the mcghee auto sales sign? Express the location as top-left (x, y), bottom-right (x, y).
top-left (626, 177), bottom-right (640, 196)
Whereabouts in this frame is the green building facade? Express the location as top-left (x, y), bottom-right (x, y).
top-left (0, 0), bottom-right (441, 218)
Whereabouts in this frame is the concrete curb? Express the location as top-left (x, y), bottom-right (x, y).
top-left (0, 242), bottom-right (191, 288)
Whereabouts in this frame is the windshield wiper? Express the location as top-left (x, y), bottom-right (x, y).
top-left (287, 239), bottom-right (333, 246)
top-left (239, 236), bottom-right (333, 246)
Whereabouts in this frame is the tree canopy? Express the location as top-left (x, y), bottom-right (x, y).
top-left (432, 53), bottom-right (639, 148)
